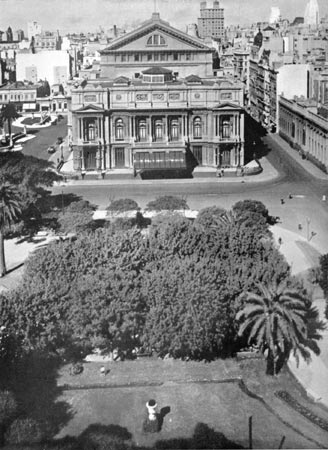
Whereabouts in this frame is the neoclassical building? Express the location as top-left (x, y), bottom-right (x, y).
top-left (68, 13), bottom-right (245, 176)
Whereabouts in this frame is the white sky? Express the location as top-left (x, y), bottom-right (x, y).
top-left (0, 0), bottom-right (327, 34)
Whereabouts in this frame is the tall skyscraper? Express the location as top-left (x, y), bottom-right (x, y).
top-left (304, 0), bottom-right (320, 27)
top-left (197, 1), bottom-right (224, 40)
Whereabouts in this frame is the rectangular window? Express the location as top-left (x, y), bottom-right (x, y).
top-left (154, 53), bottom-right (159, 61)
top-left (0, 95), bottom-right (2, 101)
top-left (134, 54), bottom-right (139, 61)
top-left (173, 53), bottom-right (178, 61)
top-left (147, 53), bottom-right (152, 61)
top-left (121, 54), bottom-right (127, 62)
top-left (114, 147), bottom-right (125, 168)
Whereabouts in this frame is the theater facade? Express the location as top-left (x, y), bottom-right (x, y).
top-left (68, 13), bottom-right (245, 177)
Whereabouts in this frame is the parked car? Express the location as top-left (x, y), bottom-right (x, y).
top-left (47, 145), bottom-right (56, 154)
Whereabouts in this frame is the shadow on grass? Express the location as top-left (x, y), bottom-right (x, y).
top-left (154, 422), bottom-right (243, 449)
top-left (0, 352), bottom-right (74, 440)
top-left (157, 406), bottom-right (171, 432)
top-left (0, 422), bottom-right (242, 449)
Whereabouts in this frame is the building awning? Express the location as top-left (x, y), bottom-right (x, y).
top-left (23, 103), bottom-right (36, 110)
top-left (134, 150), bottom-right (187, 170)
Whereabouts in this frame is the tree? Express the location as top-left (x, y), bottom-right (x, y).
top-left (58, 200), bottom-right (96, 233)
top-left (0, 183), bottom-right (22, 276)
top-left (142, 256), bottom-right (236, 359)
top-left (236, 281), bottom-right (322, 375)
top-left (0, 103), bottom-right (19, 138)
top-left (107, 198), bottom-right (140, 212)
top-left (318, 254), bottom-right (328, 318)
top-left (195, 206), bottom-right (227, 229)
top-left (0, 153), bottom-right (61, 235)
top-left (146, 195), bottom-right (189, 211)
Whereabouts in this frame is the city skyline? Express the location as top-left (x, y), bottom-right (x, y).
top-left (0, 0), bottom-right (328, 34)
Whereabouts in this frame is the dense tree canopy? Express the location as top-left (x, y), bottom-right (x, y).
top-left (0, 183), bottom-right (22, 275)
top-left (236, 281), bottom-right (324, 375)
top-left (0, 153), bottom-right (61, 235)
top-left (146, 195), bottom-right (189, 211)
top-left (1, 200), bottom-right (321, 367)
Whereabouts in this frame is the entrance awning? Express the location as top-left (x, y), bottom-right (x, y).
top-left (134, 150), bottom-right (187, 170)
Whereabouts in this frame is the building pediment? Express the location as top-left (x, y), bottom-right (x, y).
top-left (75, 104), bottom-right (104, 113)
top-left (100, 14), bottom-right (212, 54)
top-left (214, 102), bottom-right (243, 110)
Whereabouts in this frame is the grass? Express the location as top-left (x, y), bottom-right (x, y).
top-left (21, 117), bottom-right (43, 125)
top-left (55, 358), bottom-right (328, 449)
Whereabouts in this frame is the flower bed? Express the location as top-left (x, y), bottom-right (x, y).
top-left (275, 390), bottom-right (328, 431)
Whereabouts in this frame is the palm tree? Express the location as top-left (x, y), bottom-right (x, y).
top-left (0, 103), bottom-right (19, 140)
top-left (0, 183), bottom-right (22, 277)
top-left (236, 281), bottom-right (313, 376)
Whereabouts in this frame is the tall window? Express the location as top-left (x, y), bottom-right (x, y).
top-left (170, 118), bottom-right (179, 141)
top-left (291, 122), bottom-right (295, 138)
top-left (115, 118), bottom-right (124, 140)
top-left (220, 116), bottom-right (231, 138)
top-left (83, 118), bottom-right (97, 141)
top-left (138, 119), bottom-right (147, 141)
top-left (193, 117), bottom-right (202, 139)
top-left (302, 129), bottom-right (306, 146)
top-left (154, 119), bottom-right (163, 140)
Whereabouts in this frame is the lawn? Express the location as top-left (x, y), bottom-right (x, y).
top-left (54, 358), bottom-right (328, 449)
top-left (56, 383), bottom-right (316, 448)
top-left (21, 117), bottom-right (43, 125)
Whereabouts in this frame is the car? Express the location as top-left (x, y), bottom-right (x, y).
top-left (47, 145), bottom-right (56, 154)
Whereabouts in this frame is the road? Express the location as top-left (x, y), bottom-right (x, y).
top-left (13, 116), bottom-right (68, 160)
top-left (51, 133), bottom-right (328, 253)
top-left (15, 120), bottom-right (328, 253)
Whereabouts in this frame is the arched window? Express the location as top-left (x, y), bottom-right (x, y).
top-left (154, 119), bottom-right (163, 140)
top-left (170, 118), bottom-right (179, 141)
top-left (83, 117), bottom-right (97, 141)
top-left (147, 34), bottom-right (166, 46)
top-left (193, 117), bottom-right (202, 139)
top-left (138, 119), bottom-right (147, 141)
top-left (115, 118), bottom-right (124, 140)
top-left (220, 116), bottom-right (231, 139)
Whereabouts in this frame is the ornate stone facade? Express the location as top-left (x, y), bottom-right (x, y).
top-left (68, 13), bottom-right (245, 176)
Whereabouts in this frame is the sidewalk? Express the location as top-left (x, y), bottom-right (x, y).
top-left (267, 133), bottom-right (328, 181)
top-left (55, 153), bottom-right (279, 186)
top-left (271, 225), bottom-right (328, 409)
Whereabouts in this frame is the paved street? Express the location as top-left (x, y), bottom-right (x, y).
top-left (51, 132), bottom-right (328, 254)
top-left (13, 116), bottom-right (68, 160)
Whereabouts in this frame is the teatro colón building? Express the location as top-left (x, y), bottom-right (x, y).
top-left (67, 12), bottom-right (245, 178)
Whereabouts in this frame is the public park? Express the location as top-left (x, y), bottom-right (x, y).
top-left (1, 100), bottom-right (328, 449)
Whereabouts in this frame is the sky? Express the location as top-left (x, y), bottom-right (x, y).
top-left (0, 0), bottom-right (327, 34)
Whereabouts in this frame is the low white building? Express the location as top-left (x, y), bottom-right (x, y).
top-left (16, 50), bottom-right (71, 86)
